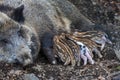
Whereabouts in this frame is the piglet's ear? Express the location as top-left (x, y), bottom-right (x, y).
top-left (12, 5), bottom-right (25, 23)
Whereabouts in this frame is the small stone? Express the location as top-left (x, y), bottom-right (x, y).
top-left (52, 60), bottom-right (57, 65)
top-left (23, 73), bottom-right (40, 80)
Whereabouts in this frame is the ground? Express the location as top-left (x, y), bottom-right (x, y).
top-left (0, 56), bottom-right (120, 80)
top-left (0, 0), bottom-right (120, 80)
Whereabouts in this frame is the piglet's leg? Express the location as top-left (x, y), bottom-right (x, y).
top-left (101, 42), bottom-right (105, 51)
top-left (93, 48), bottom-right (103, 58)
top-left (80, 53), bottom-right (87, 65)
top-left (85, 49), bottom-right (94, 64)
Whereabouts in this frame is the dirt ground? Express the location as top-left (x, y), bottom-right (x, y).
top-left (0, 0), bottom-right (120, 80)
top-left (0, 54), bottom-right (120, 80)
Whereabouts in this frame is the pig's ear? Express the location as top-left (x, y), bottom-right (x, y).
top-left (12, 5), bottom-right (25, 23)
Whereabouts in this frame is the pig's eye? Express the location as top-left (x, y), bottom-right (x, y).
top-left (0, 39), bottom-right (9, 44)
top-left (1, 39), bottom-right (8, 43)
